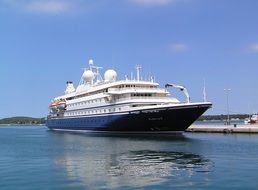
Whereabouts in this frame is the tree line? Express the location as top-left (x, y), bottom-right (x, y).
top-left (198, 114), bottom-right (249, 121)
top-left (0, 117), bottom-right (46, 125)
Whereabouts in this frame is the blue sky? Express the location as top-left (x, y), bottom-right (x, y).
top-left (1, 0), bottom-right (258, 118)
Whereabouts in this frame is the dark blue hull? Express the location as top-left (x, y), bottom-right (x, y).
top-left (46, 103), bottom-right (211, 132)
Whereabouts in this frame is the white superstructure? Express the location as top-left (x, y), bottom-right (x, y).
top-left (49, 59), bottom-right (184, 118)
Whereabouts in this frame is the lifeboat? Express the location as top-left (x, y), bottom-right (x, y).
top-left (49, 99), bottom-right (66, 113)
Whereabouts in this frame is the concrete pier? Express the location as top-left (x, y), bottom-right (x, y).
top-left (186, 124), bottom-right (258, 133)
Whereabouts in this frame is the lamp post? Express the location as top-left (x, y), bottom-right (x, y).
top-left (224, 88), bottom-right (231, 125)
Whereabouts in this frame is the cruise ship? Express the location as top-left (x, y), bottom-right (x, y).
top-left (46, 59), bottom-right (212, 133)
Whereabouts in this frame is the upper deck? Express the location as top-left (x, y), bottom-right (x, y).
top-left (53, 60), bottom-right (171, 102)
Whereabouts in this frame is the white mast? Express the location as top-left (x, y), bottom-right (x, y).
top-left (136, 65), bottom-right (141, 81)
top-left (89, 59), bottom-right (103, 83)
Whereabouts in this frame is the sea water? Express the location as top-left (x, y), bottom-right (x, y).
top-left (0, 125), bottom-right (258, 190)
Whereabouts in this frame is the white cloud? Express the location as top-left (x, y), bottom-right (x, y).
top-left (249, 43), bottom-right (258, 53)
top-left (169, 43), bottom-right (188, 52)
top-left (1, 0), bottom-right (79, 15)
top-left (130, 0), bottom-right (174, 6)
top-left (25, 1), bottom-right (70, 14)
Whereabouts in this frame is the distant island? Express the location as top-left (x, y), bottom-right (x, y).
top-left (0, 114), bottom-right (250, 125)
top-left (0, 117), bottom-right (46, 125)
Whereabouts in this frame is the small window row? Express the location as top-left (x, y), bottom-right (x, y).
top-left (68, 98), bottom-right (104, 107)
top-left (66, 107), bottom-right (122, 116)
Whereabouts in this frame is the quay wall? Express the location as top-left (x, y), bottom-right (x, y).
top-left (186, 124), bottom-right (258, 133)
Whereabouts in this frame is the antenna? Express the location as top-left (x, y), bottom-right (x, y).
top-left (203, 79), bottom-right (207, 102)
top-left (136, 65), bottom-right (141, 81)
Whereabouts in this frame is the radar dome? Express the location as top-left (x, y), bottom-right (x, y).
top-left (82, 70), bottom-right (94, 83)
top-left (104, 69), bottom-right (117, 82)
top-left (89, 59), bottom-right (94, 65)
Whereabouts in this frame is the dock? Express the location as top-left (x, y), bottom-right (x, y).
top-left (186, 124), bottom-right (258, 133)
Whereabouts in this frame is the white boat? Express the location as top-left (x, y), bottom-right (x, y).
top-left (46, 59), bottom-right (212, 133)
top-left (245, 114), bottom-right (258, 124)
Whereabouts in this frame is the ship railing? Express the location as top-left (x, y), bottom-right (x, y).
top-left (108, 87), bottom-right (167, 94)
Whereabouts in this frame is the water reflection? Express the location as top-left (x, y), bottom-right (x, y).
top-left (50, 132), bottom-right (213, 189)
